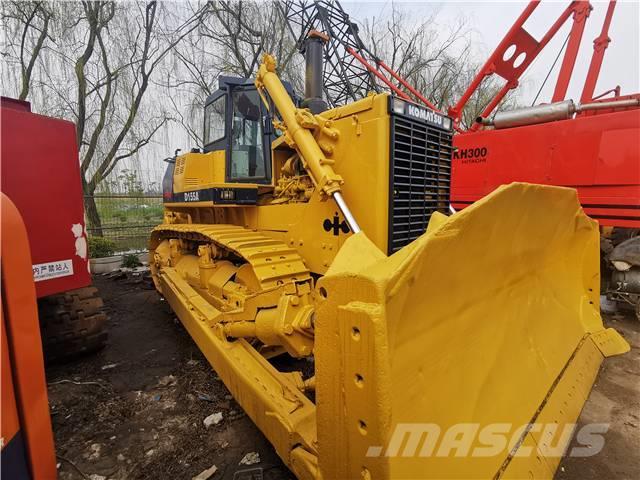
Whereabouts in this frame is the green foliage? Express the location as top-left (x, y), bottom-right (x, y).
top-left (88, 236), bottom-right (116, 258)
top-left (121, 253), bottom-right (142, 268)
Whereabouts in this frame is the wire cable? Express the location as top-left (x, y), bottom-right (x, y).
top-left (531, 32), bottom-right (570, 106)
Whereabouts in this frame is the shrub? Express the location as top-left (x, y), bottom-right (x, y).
top-left (88, 236), bottom-right (116, 258)
top-left (121, 253), bottom-right (142, 268)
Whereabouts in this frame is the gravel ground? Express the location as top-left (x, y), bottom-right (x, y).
top-left (47, 274), bottom-right (639, 480)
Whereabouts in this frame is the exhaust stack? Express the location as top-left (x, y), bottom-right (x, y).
top-left (302, 30), bottom-right (328, 114)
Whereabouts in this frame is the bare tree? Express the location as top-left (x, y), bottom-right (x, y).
top-left (160, 0), bottom-right (302, 146)
top-left (360, 6), bottom-right (518, 129)
top-left (76, 2), bottom-right (200, 232)
top-left (2, 1), bottom-right (207, 234)
top-left (206, 1), bottom-right (299, 80)
top-left (1, 1), bottom-right (54, 100)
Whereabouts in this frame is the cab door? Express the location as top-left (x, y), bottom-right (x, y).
top-left (226, 86), bottom-right (272, 185)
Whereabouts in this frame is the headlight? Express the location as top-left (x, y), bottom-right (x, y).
top-left (442, 116), bottom-right (452, 131)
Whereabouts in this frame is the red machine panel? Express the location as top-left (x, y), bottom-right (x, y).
top-left (1, 194), bottom-right (57, 478)
top-left (451, 109), bottom-right (640, 228)
top-left (1, 98), bottom-right (90, 297)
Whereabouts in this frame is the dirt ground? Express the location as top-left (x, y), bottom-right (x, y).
top-left (47, 273), bottom-right (639, 480)
top-left (48, 274), bottom-right (295, 480)
top-left (557, 311), bottom-right (640, 479)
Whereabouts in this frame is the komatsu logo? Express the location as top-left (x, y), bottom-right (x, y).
top-left (406, 104), bottom-right (445, 128)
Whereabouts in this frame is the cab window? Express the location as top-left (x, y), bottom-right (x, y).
top-left (229, 89), bottom-right (268, 181)
top-left (204, 96), bottom-right (225, 145)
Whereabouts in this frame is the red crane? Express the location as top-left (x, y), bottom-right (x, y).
top-left (448, 0), bottom-right (639, 229)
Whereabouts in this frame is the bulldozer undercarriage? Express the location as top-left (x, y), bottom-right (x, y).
top-left (150, 224), bottom-right (315, 359)
top-left (150, 185), bottom-right (629, 480)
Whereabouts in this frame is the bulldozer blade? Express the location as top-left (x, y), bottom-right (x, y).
top-left (315, 182), bottom-right (629, 479)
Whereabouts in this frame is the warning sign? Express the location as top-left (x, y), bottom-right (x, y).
top-left (33, 259), bottom-right (74, 282)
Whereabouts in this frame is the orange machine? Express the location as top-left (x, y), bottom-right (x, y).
top-left (1, 193), bottom-right (57, 478)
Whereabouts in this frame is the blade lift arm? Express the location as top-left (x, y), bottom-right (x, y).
top-left (255, 54), bottom-right (361, 233)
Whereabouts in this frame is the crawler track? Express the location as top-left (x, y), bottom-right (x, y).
top-left (151, 224), bottom-right (310, 289)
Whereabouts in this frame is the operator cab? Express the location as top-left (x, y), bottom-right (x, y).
top-left (203, 76), bottom-right (296, 185)
top-left (162, 76), bottom-right (297, 203)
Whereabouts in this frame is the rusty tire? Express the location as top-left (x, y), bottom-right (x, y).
top-left (38, 286), bottom-right (108, 363)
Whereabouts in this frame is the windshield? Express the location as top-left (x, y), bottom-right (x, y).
top-left (229, 89), bottom-right (268, 181)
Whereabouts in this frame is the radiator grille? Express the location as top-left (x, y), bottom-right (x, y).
top-left (388, 115), bottom-right (452, 254)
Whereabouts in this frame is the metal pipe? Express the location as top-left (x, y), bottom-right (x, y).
top-left (302, 30), bottom-right (328, 114)
top-left (478, 97), bottom-right (639, 129)
top-left (375, 60), bottom-right (440, 111)
top-left (333, 192), bottom-right (361, 234)
top-left (347, 47), bottom-right (411, 100)
top-left (593, 86), bottom-right (620, 100)
top-left (470, 81), bottom-right (515, 132)
top-left (577, 98), bottom-right (639, 111)
top-left (484, 100), bottom-right (575, 129)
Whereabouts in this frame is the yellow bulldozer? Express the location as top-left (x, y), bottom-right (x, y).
top-left (150, 35), bottom-right (629, 479)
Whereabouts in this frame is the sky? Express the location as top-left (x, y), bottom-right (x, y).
top-left (342, 1), bottom-right (640, 105)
